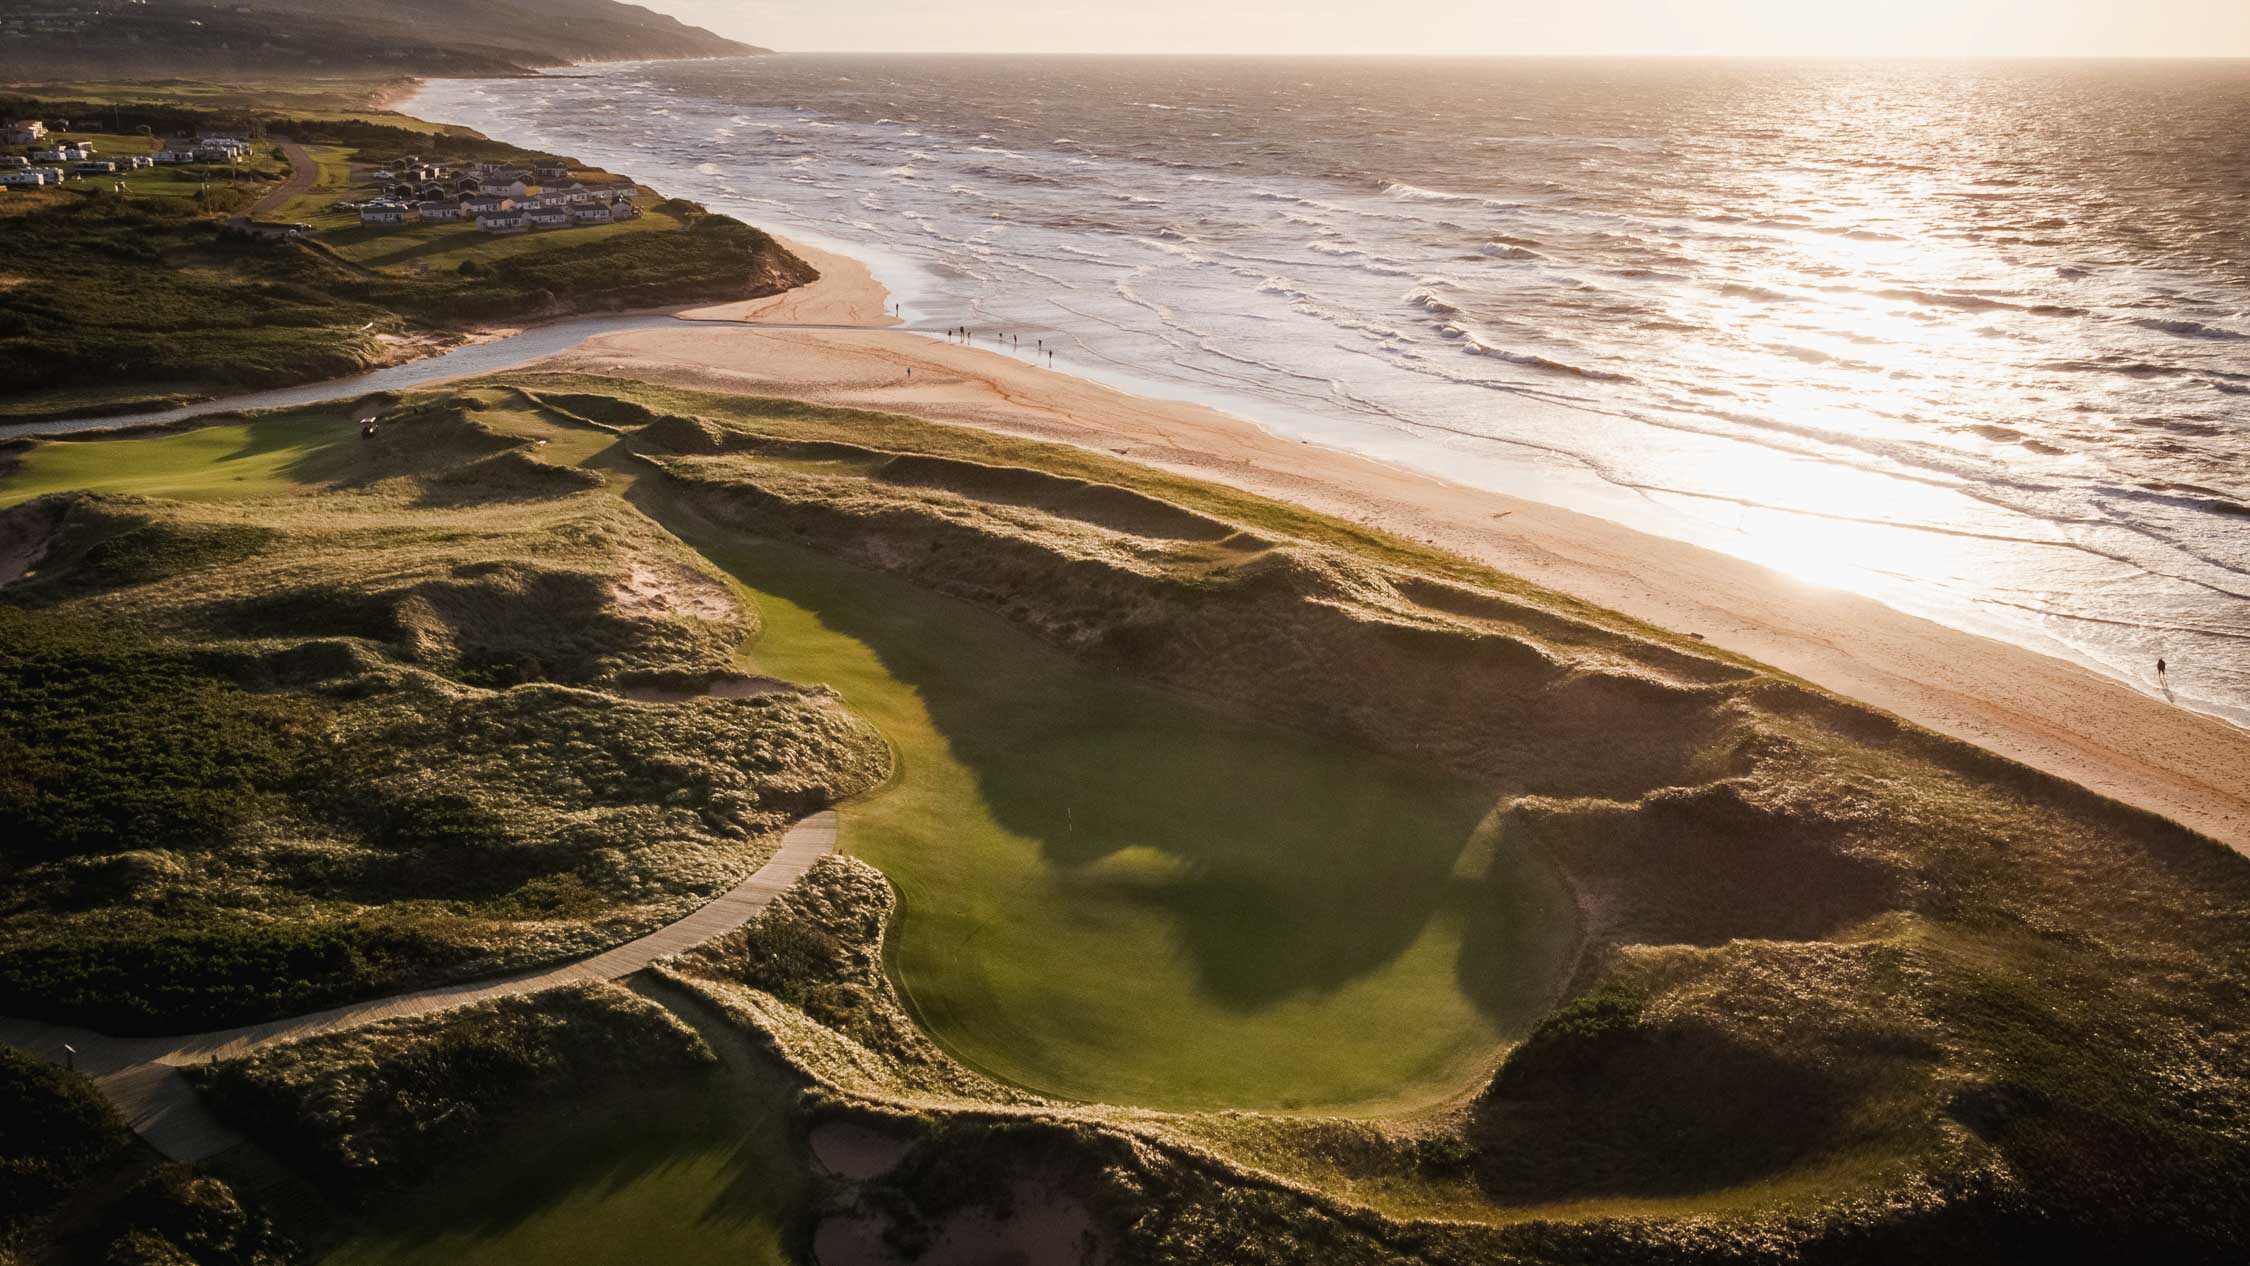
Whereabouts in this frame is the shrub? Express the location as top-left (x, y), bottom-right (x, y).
top-left (196, 984), bottom-right (715, 1195)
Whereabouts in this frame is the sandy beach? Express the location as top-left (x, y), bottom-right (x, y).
top-left (584, 242), bottom-right (2250, 853)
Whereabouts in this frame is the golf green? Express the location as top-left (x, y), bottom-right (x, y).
top-left (0, 415), bottom-right (360, 508)
top-left (692, 537), bottom-right (1578, 1112)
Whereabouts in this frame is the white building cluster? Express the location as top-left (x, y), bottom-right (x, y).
top-left (3, 123), bottom-right (242, 189)
top-left (355, 158), bottom-right (643, 234)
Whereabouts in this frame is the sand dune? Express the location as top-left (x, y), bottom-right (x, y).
top-left (550, 253), bottom-right (2248, 853)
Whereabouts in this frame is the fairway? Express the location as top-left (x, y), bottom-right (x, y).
top-left (0, 397), bottom-right (1579, 1112)
top-left (0, 395), bottom-right (617, 508)
top-left (685, 535), bottom-right (1579, 1112)
top-left (0, 415), bottom-right (359, 507)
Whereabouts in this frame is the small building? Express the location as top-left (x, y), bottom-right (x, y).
top-left (358, 200), bottom-right (413, 225)
top-left (226, 216), bottom-right (304, 241)
top-left (0, 155), bottom-right (27, 169)
top-left (454, 174), bottom-right (483, 194)
top-left (0, 169), bottom-right (50, 188)
top-left (417, 201), bottom-right (462, 222)
top-left (569, 202), bottom-right (614, 225)
top-left (526, 206), bottom-right (570, 229)
top-left (476, 210), bottom-right (528, 233)
top-left (70, 161), bottom-right (118, 175)
top-left (4, 119), bottom-right (46, 144)
top-left (461, 194), bottom-right (515, 214)
top-left (536, 162), bottom-right (569, 181)
top-left (478, 177), bottom-right (535, 199)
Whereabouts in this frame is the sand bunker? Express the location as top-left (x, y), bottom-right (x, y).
top-left (814, 1177), bottom-right (1104, 1266)
top-left (0, 500), bottom-right (60, 587)
top-left (612, 560), bottom-right (737, 622)
top-left (809, 1120), bottom-right (912, 1181)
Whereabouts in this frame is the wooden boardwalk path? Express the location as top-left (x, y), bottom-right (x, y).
top-left (0, 811), bottom-right (837, 1162)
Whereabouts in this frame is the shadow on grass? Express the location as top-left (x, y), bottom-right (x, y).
top-left (322, 1065), bottom-right (804, 1266)
top-left (645, 499), bottom-right (1571, 1034)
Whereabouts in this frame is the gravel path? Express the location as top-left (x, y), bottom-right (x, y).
top-left (249, 140), bottom-right (319, 219)
top-left (0, 810), bottom-right (837, 1161)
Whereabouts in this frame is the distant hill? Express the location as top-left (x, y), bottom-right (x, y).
top-left (0, 0), bottom-right (766, 77)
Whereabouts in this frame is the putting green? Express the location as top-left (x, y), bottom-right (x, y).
top-left (0, 395), bottom-right (616, 510)
top-left (319, 1080), bottom-right (803, 1266)
top-left (691, 537), bottom-right (1578, 1112)
top-left (0, 415), bottom-right (362, 508)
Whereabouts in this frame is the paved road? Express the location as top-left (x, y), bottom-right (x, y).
top-left (249, 139), bottom-right (318, 219)
top-left (0, 811), bottom-right (838, 1162)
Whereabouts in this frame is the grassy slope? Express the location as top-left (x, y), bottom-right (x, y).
top-left (191, 982), bottom-right (810, 1266)
top-left (532, 377), bottom-right (2249, 1259)
top-left (193, 982), bottom-right (717, 1191)
top-left (6, 380), bottom-right (2248, 1261)
top-left (0, 87), bottom-right (814, 420)
top-left (1, 1047), bottom-right (295, 1265)
top-left (316, 1086), bottom-right (801, 1266)
top-left (0, 398), bottom-right (887, 1032)
top-left (0, 415), bottom-right (369, 506)
top-left (689, 533), bottom-right (1576, 1111)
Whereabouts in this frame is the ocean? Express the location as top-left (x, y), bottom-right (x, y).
top-left (409, 56), bottom-right (2250, 725)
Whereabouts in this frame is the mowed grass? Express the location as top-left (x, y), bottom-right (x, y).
top-left (317, 1080), bottom-right (804, 1266)
top-left (0, 392), bottom-right (614, 508)
top-left (685, 533), bottom-right (1578, 1112)
top-left (318, 202), bottom-right (679, 275)
top-left (0, 414), bottom-right (359, 507)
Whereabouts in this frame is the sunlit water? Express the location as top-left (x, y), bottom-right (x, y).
top-left (411, 57), bottom-right (2250, 725)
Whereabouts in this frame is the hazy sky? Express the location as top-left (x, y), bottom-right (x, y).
top-left (653, 0), bottom-right (2250, 56)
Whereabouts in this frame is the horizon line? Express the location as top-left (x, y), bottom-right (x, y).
top-left (724, 49), bottom-right (2250, 61)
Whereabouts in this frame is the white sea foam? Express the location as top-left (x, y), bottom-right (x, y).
top-left (408, 60), bottom-right (2250, 724)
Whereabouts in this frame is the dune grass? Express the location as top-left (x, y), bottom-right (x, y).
top-left (0, 399), bottom-right (889, 1032)
top-left (671, 528), bottom-right (1577, 1112)
top-left (315, 1076), bottom-right (803, 1266)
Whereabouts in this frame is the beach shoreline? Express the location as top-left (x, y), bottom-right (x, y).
top-left (24, 67), bottom-right (2246, 849)
top-left (560, 255), bottom-right (2250, 851)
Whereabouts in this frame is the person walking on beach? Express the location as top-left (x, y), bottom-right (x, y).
top-left (2157, 657), bottom-right (2168, 683)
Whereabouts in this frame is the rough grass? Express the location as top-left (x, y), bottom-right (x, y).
top-left (6, 378), bottom-right (2248, 1263)
top-left (0, 92), bottom-right (815, 414)
top-left (0, 1046), bottom-right (131, 1252)
top-left (0, 400), bottom-right (888, 1032)
top-left (0, 1048), bottom-right (293, 1266)
top-left (312, 1081), bottom-right (805, 1266)
top-left (193, 982), bottom-right (716, 1195)
top-left (525, 375), bottom-right (2250, 1261)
